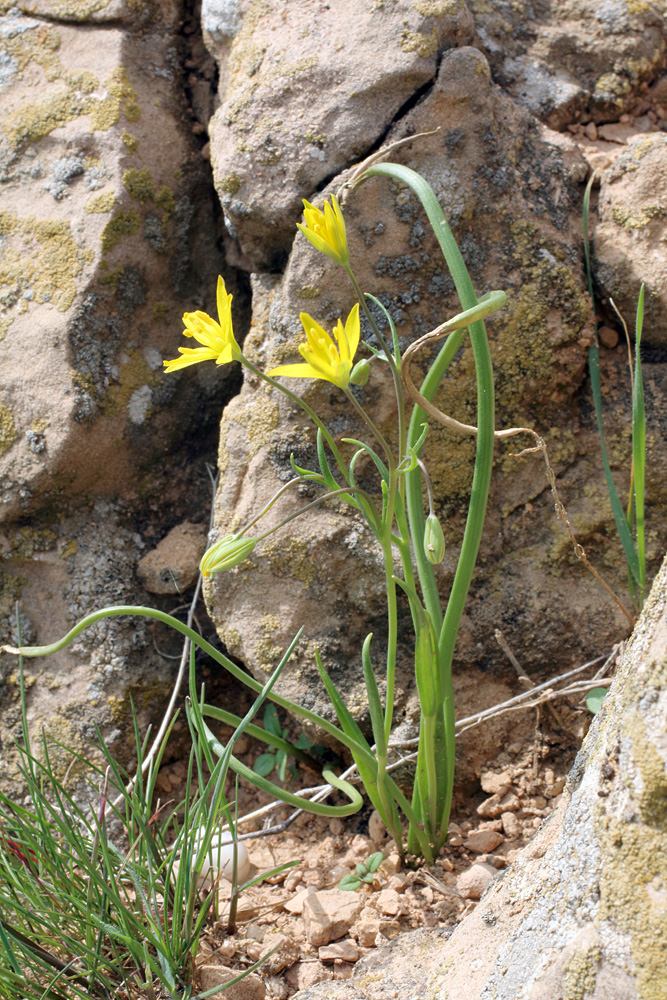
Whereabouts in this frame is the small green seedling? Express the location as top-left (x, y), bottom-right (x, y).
top-left (338, 851), bottom-right (384, 891)
top-left (253, 704), bottom-right (292, 781)
top-left (253, 704), bottom-right (323, 782)
top-left (586, 687), bottom-right (608, 714)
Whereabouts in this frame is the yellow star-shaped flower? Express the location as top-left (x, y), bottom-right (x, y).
top-left (163, 276), bottom-right (242, 373)
top-left (268, 305), bottom-right (360, 390)
top-left (297, 195), bottom-right (349, 268)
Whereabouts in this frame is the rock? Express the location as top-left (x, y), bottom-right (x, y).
top-left (479, 770), bottom-right (512, 796)
top-left (463, 830), bottom-right (505, 854)
top-left (284, 885), bottom-right (317, 915)
top-left (259, 932), bottom-right (301, 975)
top-left (197, 964), bottom-right (265, 1000)
top-left (474, 0), bottom-right (667, 128)
top-left (0, 4), bottom-right (233, 524)
top-left (477, 791), bottom-right (521, 819)
top-left (500, 811), bottom-right (522, 839)
top-left (597, 325), bottom-right (619, 349)
top-left (319, 939), bottom-right (360, 963)
top-left (456, 862), bottom-right (496, 900)
top-left (368, 809), bottom-right (387, 845)
top-left (303, 889), bottom-right (364, 948)
top-left (136, 521), bottom-right (207, 594)
top-left (593, 134), bottom-right (667, 346)
top-left (419, 555), bottom-right (667, 998)
top-left (284, 960), bottom-right (331, 992)
top-left (353, 917), bottom-right (381, 949)
top-left (206, 0), bottom-right (474, 270)
top-left (375, 889), bottom-right (403, 917)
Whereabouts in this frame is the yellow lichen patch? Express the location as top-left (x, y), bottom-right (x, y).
top-left (598, 816), bottom-right (667, 1000)
top-left (100, 208), bottom-right (141, 255)
top-left (563, 945), bottom-right (601, 1000)
top-left (261, 536), bottom-right (317, 587)
top-left (84, 190), bottom-right (116, 214)
top-left (89, 66), bottom-right (140, 131)
top-left (32, 716), bottom-right (92, 783)
top-left (122, 167), bottom-right (175, 215)
top-left (121, 129), bottom-right (138, 153)
top-left (0, 316), bottom-right (13, 342)
top-left (11, 526), bottom-right (57, 560)
top-left (101, 349), bottom-right (161, 418)
top-left (44, 0), bottom-right (112, 20)
top-left (152, 301), bottom-right (168, 321)
top-left (3, 91), bottom-right (91, 148)
top-left (0, 403), bottom-right (17, 457)
top-left (594, 72), bottom-right (631, 100)
top-left (296, 286), bottom-right (321, 299)
top-left (400, 27), bottom-right (438, 56)
top-left (626, 0), bottom-right (651, 9)
top-left (413, 0), bottom-right (464, 13)
top-left (611, 204), bottom-right (666, 230)
top-left (233, 392), bottom-right (279, 457)
top-left (0, 212), bottom-right (87, 312)
top-left (218, 173), bottom-right (242, 195)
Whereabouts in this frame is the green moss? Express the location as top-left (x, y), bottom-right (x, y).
top-left (100, 209), bottom-right (141, 255)
top-left (85, 190), bottom-right (116, 214)
top-left (99, 263), bottom-right (123, 289)
top-left (218, 173), bottom-right (242, 195)
top-left (90, 66), bottom-right (140, 130)
top-left (0, 404), bottom-right (17, 457)
top-left (563, 946), bottom-right (601, 1000)
top-left (121, 130), bottom-right (139, 153)
top-left (400, 27), bottom-right (438, 56)
top-left (152, 301), bottom-right (168, 321)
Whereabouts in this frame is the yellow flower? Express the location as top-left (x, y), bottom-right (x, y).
top-left (297, 194), bottom-right (349, 268)
top-left (163, 276), bottom-right (242, 373)
top-left (268, 304), bottom-right (360, 389)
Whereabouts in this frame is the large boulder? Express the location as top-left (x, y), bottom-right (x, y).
top-left (472, 0), bottom-right (667, 128)
top-left (205, 0), bottom-right (475, 270)
top-left (0, 2), bottom-right (235, 523)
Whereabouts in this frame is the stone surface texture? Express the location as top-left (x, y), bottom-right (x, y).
top-left (206, 0), bottom-right (475, 270)
top-left (593, 133), bottom-right (667, 347)
top-left (472, 0), bottom-right (667, 128)
top-left (0, 2), bottom-right (233, 522)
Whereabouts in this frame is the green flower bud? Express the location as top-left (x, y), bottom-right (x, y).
top-left (349, 358), bottom-right (371, 386)
top-left (423, 514), bottom-right (445, 565)
top-left (200, 535), bottom-right (256, 578)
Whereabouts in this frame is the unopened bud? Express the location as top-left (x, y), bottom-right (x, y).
top-left (423, 514), bottom-right (445, 565)
top-left (349, 358), bottom-right (370, 386)
top-left (200, 535), bottom-right (256, 578)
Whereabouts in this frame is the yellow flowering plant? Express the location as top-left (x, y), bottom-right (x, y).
top-left (6, 166), bottom-right (509, 864)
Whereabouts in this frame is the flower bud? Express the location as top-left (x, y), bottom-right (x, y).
top-left (200, 535), bottom-right (256, 578)
top-left (423, 514), bottom-right (445, 565)
top-left (349, 358), bottom-right (371, 386)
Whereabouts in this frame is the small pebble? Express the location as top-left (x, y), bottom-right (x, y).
top-left (463, 830), bottom-right (504, 853)
top-left (456, 862), bottom-right (496, 900)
